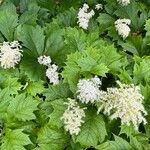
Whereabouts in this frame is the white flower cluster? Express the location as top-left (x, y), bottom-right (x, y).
top-left (61, 98), bottom-right (86, 135)
top-left (95, 4), bottom-right (103, 10)
top-left (115, 18), bottom-right (131, 39)
top-left (38, 55), bottom-right (59, 85)
top-left (77, 3), bottom-right (95, 30)
top-left (46, 64), bottom-right (59, 85)
top-left (0, 41), bottom-right (22, 69)
top-left (117, 0), bottom-right (130, 6)
top-left (98, 81), bottom-right (147, 130)
top-left (77, 76), bottom-right (101, 104)
top-left (38, 55), bottom-right (51, 66)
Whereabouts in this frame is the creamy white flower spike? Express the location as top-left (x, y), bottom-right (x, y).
top-left (61, 98), bottom-right (86, 135)
top-left (46, 64), bottom-right (59, 85)
top-left (98, 81), bottom-right (147, 130)
top-left (38, 55), bottom-right (51, 66)
top-left (117, 0), bottom-right (130, 6)
top-left (77, 76), bottom-right (101, 104)
top-left (115, 18), bottom-right (131, 39)
top-left (0, 41), bottom-right (22, 69)
top-left (95, 4), bottom-right (103, 10)
top-left (77, 3), bottom-right (95, 29)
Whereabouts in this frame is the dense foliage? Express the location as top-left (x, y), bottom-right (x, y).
top-left (0, 0), bottom-right (150, 149)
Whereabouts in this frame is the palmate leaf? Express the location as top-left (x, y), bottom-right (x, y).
top-left (37, 125), bottom-right (69, 150)
top-left (62, 41), bottom-right (126, 92)
top-left (76, 109), bottom-right (107, 147)
top-left (7, 94), bottom-right (39, 121)
top-left (0, 2), bottom-right (18, 41)
top-left (1, 129), bottom-right (31, 150)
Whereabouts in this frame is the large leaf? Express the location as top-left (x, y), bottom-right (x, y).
top-left (76, 109), bottom-right (107, 147)
top-left (1, 129), bottom-right (31, 150)
top-left (7, 94), bottom-right (39, 121)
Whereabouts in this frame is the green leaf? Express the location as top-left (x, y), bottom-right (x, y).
top-left (118, 69), bottom-right (133, 84)
top-left (130, 134), bottom-right (150, 150)
top-left (114, 2), bottom-right (146, 30)
top-left (96, 135), bottom-right (132, 150)
top-left (62, 52), bottom-right (81, 92)
top-left (130, 136), bottom-right (143, 150)
top-left (43, 83), bottom-right (72, 101)
top-left (0, 89), bottom-right (11, 121)
top-left (64, 27), bottom-right (86, 52)
top-left (45, 28), bottom-right (64, 65)
top-left (133, 56), bottom-right (150, 84)
top-left (53, 7), bottom-right (77, 27)
top-left (0, 2), bottom-right (18, 41)
top-left (76, 109), bottom-right (107, 147)
top-left (48, 99), bottom-right (67, 128)
top-left (7, 94), bottom-right (39, 121)
top-left (25, 81), bottom-right (45, 96)
top-left (0, 77), bottom-right (22, 95)
top-left (145, 19), bottom-right (150, 37)
top-left (62, 42), bottom-right (126, 92)
top-left (20, 52), bottom-right (45, 81)
top-left (37, 125), bottom-right (69, 150)
top-left (16, 25), bottom-right (45, 57)
top-left (37, 0), bottom-right (56, 12)
top-left (91, 64), bottom-right (109, 77)
top-left (119, 124), bottom-right (136, 137)
top-left (19, 12), bottom-right (37, 26)
top-left (97, 13), bottom-right (115, 34)
top-left (1, 129), bottom-right (31, 150)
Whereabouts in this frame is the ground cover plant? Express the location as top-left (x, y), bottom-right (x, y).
top-left (0, 0), bottom-right (150, 149)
